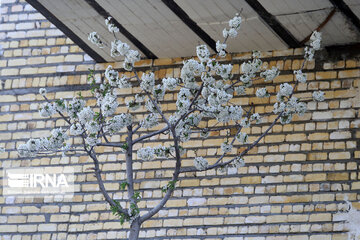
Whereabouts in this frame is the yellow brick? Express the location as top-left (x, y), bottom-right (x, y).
top-left (305, 173), bottom-right (326, 182)
top-left (327, 173), bottom-right (349, 181)
top-left (163, 219), bottom-right (183, 227)
top-left (309, 213), bottom-right (331, 222)
top-left (338, 69), bottom-right (360, 78)
top-left (315, 71), bottom-right (337, 79)
top-left (240, 176), bottom-right (262, 184)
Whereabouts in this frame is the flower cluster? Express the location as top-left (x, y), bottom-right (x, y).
top-left (18, 128), bottom-right (69, 157)
top-left (141, 72), bottom-right (155, 91)
top-left (277, 83), bottom-right (293, 102)
top-left (162, 77), bottom-right (178, 90)
top-left (181, 59), bottom-right (204, 89)
top-left (313, 91), bottom-right (325, 102)
top-left (105, 114), bottom-right (133, 134)
top-left (137, 147), bottom-right (155, 161)
top-left (39, 88), bottom-right (47, 96)
top-left (105, 17), bottom-right (119, 33)
top-left (221, 142), bottom-right (232, 153)
top-left (141, 113), bottom-right (159, 129)
top-left (305, 31), bottom-right (321, 60)
top-left (88, 32), bottom-right (103, 48)
top-left (196, 45), bottom-right (210, 62)
top-left (260, 67), bottom-right (279, 82)
top-left (256, 88), bottom-right (269, 98)
top-left (236, 132), bottom-right (248, 144)
top-left (294, 70), bottom-right (307, 83)
top-left (194, 156), bottom-right (209, 170)
top-left (216, 41), bottom-right (227, 57)
top-left (223, 14), bottom-right (241, 38)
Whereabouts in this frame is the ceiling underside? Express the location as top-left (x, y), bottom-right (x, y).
top-left (27, 0), bottom-right (360, 62)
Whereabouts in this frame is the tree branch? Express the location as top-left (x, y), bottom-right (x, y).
top-left (140, 125), bottom-right (182, 223)
top-left (133, 126), bottom-right (169, 144)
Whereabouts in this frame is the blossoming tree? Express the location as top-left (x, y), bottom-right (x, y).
top-left (17, 14), bottom-right (325, 239)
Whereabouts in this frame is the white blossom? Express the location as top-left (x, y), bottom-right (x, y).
top-left (110, 40), bottom-right (121, 57)
top-left (280, 113), bottom-right (293, 125)
top-left (200, 128), bottom-right (209, 138)
top-left (47, 128), bottom-right (69, 151)
top-left (304, 46), bottom-right (315, 61)
top-left (39, 88), bottom-right (47, 96)
top-left (152, 84), bottom-right (166, 101)
top-left (294, 70), bottom-right (307, 83)
top-left (105, 114), bottom-right (133, 134)
top-left (181, 59), bottom-right (204, 89)
top-left (141, 113), bottom-right (159, 129)
top-left (26, 138), bottom-right (41, 155)
top-left (39, 103), bottom-right (56, 117)
top-left (137, 147), bottom-right (155, 161)
top-left (228, 105), bottom-right (243, 122)
top-left (70, 123), bottom-right (84, 135)
top-left (88, 32), bottom-right (103, 48)
top-left (235, 86), bottom-right (246, 95)
top-left (85, 121), bottom-right (101, 134)
top-left (18, 144), bottom-right (29, 157)
top-left (216, 64), bottom-right (233, 79)
top-left (0, 147), bottom-right (5, 153)
top-left (154, 145), bottom-right (169, 158)
top-left (145, 99), bottom-right (158, 113)
top-left (223, 28), bottom-right (237, 38)
top-left (241, 58), bottom-right (262, 76)
top-left (86, 136), bottom-right (99, 147)
top-left (236, 132), bottom-right (248, 144)
top-left (233, 157), bottom-right (245, 168)
top-left (206, 59), bottom-right (220, 71)
top-left (277, 83), bottom-right (293, 101)
top-left (126, 98), bottom-right (141, 111)
top-left (221, 142), bottom-right (232, 153)
top-left (273, 102), bottom-right (286, 114)
top-left (105, 65), bottom-right (119, 85)
top-left (67, 97), bottom-right (86, 119)
top-left (141, 72), bottom-right (155, 91)
top-left (105, 17), bottom-right (119, 33)
top-left (240, 117), bottom-right (250, 128)
top-left (194, 156), bottom-right (208, 170)
top-left (216, 40), bottom-right (227, 57)
top-left (101, 93), bottom-right (118, 117)
top-left (196, 45), bottom-right (210, 62)
top-left (229, 14), bottom-right (242, 30)
top-left (162, 77), bottom-right (178, 90)
top-left (310, 31), bottom-right (321, 50)
top-left (313, 91), bottom-right (325, 102)
top-left (124, 50), bottom-right (140, 70)
top-left (117, 76), bottom-right (131, 88)
top-left (260, 67), bottom-right (279, 82)
top-left (256, 88), bottom-right (269, 98)
top-left (117, 42), bottom-right (130, 56)
top-left (53, 99), bottom-right (67, 113)
top-left (184, 113), bottom-right (202, 126)
top-left (250, 113), bottom-right (261, 124)
top-left (78, 106), bottom-right (94, 124)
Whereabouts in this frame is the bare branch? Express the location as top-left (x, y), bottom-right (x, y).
top-left (133, 126), bottom-right (169, 144)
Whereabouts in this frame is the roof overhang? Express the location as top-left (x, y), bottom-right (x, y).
top-left (26, 0), bottom-right (360, 63)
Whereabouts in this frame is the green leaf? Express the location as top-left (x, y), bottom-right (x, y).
top-left (120, 181), bottom-right (128, 190)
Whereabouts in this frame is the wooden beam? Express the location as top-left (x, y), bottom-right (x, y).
top-left (329, 0), bottom-right (360, 33)
top-left (244, 0), bottom-right (301, 48)
top-left (161, 0), bottom-right (217, 52)
top-left (83, 0), bottom-right (158, 59)
top-left (25, 0), bottom-right (106, 63)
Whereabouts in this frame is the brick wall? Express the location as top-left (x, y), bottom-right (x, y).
top-left (1, 0), bottom-right (360, 239)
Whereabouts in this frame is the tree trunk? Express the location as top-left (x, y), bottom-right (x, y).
top-left (129, 220), bottom-right (141, 240)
